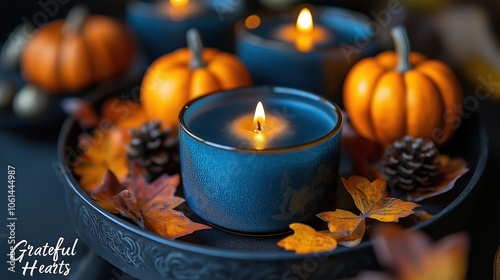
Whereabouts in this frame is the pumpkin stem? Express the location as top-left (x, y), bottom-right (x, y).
top-left (187, 28), bottom-right (205, 69)
top-left (64, 5), bottom-right (89, 35)
top-left (391, 26), bottom-right (411, 73)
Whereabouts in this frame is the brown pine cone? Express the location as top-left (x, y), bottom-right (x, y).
top-left (127, 121), bottom-right (179, 180)
top-left (380, 135), bottom-right (440, 192)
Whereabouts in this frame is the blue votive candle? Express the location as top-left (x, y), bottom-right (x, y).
top-left (126, 0), bottom-right (247, 61)
top-left (236, 6), bottom-right (378, 98)
top-left (178, 86), bottom-right (343, 233)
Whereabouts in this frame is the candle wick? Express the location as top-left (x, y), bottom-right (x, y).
top-left (256, 121), bottom-right (262, 133)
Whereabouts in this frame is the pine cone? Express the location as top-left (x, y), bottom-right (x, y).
top-left (381, 136), bottom-right (440, 192)
top-left (127, 121), bottom-right (179, 180)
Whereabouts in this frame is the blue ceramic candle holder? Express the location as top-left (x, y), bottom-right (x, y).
top-left (126, 0), bottom-right (247, 61)
top-left (236, 6), bottom-right (378, 98)
top-left (178, 86), bottom-right (343, 233)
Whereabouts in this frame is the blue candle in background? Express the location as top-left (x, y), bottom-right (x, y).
top-left (126, 0), bottom-right (247, 61)
top-left (178, 86), bottom-right (343, 233)
top-left (236, 6), bottom-right (378, 99)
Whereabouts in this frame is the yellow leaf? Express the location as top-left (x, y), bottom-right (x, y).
top-left (341, 176), bottom-right (387, 215)
top-left (318, 210), bottom-right (366, 247)
top-left (317, 210), bottom-right (362, 237)
top-left (318, 176), bottom-right (419, 248)
top-left (342, 176), bottom-right (419, 221)
top-left (368, 197), bottom-right (419, 222)
top-left (73, 128), bottom-right (128, 192)
top-left (142, 209), bottom-right (211, 239)
top-left (278, 176), bottom-right (420, 253)
top-left (277, 223), bottom-right (337, 254)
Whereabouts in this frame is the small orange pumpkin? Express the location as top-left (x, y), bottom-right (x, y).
top-left (21, 5), bottom-right (135, 94)
top-left (141, 29), bottom-right (253, 130)
top-left (343, 26), bottom-right (463, 146)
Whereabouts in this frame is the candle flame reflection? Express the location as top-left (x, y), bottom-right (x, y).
top-left (253, 101), bottom-right (266, 133)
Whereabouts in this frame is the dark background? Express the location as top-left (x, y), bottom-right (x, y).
top-left (0, 0), bottom-right (499, 279)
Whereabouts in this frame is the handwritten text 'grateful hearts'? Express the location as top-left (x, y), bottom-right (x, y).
top-left (8, 237), bottom-right (78, 276)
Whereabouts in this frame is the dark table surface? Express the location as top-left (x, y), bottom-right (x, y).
top-left (0, 96), bottom-right (499, 280)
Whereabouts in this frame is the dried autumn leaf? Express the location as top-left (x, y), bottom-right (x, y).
top-left (349, 224), bottom-right (469, 280)
top-left (318, 176), bottom-right (419, 247)
top-left (63, 97), bottom-right (149, 130)
top-left (91, 169), bottom-right (126, 200)
top-left (414, 209), bottom-right (434, 222)
top-left (107, 190), bottom-right (145, 228)
top-left (89, 168), bottom-right (210, 239)
top-left (125, 167), bottom-right (210, 239)
top-left (344, 176), bottom-right (419, 221)
top-left (102, 97), bottom-right (149, 130)
top-left (90, 169), bottom-right (126, 213)
top-left (318, 210), bottom-right (365, 247)
top-left (142, 209), bottom-right (210, 240)
top-left (402, 155), bottom-right (469, 202)
top-left (277, 223), bottom-right (337, 254)
top-left (61, 98), bottom-right (100, 129)
top-left (126, 164), bottom-right (185, 211)
top-left (73, 128), bottom-right (128, 192)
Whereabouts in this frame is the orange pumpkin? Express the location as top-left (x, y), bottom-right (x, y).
top-left (21, 5), bottom-right (135, 94)
top-left (141, 29), bottom-right (253, 130)
top-left (343, 26), bottom-right (463, 146)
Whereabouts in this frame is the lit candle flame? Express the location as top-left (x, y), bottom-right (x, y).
top-left (296, 8), bottom-right (313, 34)
top-left (295, 8), bottom-right (314, 52)
top-left (253, 101), bottom-right (266, 133)
top-left (170, 0), bottom-right (188, 7)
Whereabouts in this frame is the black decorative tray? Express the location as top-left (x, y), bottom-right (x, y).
top-left (58, 81), bottom-right (488, 279)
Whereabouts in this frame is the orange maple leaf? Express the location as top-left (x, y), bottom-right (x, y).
top-left (277, 223), bottom-right (337, 254)
top-left (318, 176), bottom-right (420, 247)
top-left (90, 169), bottom-right (126, 214)
top-left (348, 224), bottom-right (469, 280)
top-left (107, 189), bottom-right (145, 228)
top-left (73, 128), bottom-right (129, 192)
top-left (101, 97), bottom-right (149, 130)
top-left (63, 97), bottom-right (149, 130)
top-left (127, 166), bottom-right (210, 238)
top-left (91, 168), bottom-right (210, 239)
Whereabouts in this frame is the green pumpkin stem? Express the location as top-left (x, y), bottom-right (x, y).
top-left (64, 4), bottom-right (89, 35)
top-left (391, 26), bottom-right (411, 73)
top-left (187, 28), bottom-right (205, 69)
